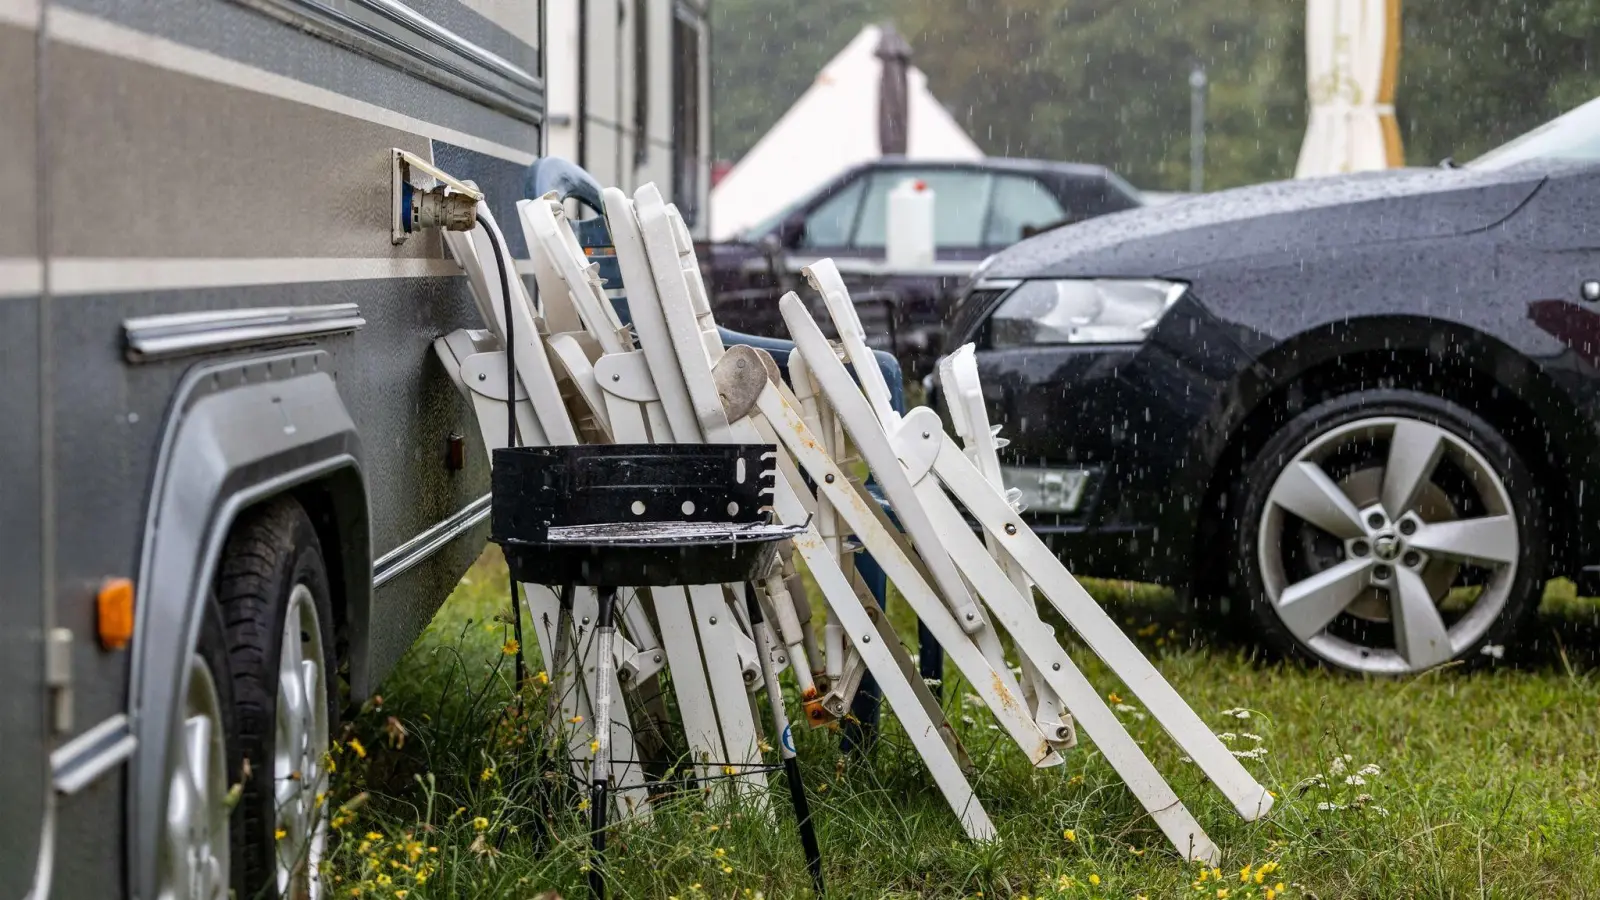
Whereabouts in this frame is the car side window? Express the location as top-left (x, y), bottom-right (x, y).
top-left (984, 174), bottom-right (1069, 246)
top-left (853, 170), bottom-right (994, 252)
top-left (798, 177), bottom-right (867, 249)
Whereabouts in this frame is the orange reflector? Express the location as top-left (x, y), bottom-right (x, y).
top-left (97, 578), bottom-right (135, 650)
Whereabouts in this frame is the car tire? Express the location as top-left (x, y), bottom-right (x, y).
top-left (1229, 389), bottom-right (1546, 674)
top-left (217, 497), bottom-right (337, 899)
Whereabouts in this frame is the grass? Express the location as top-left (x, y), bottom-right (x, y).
top-left (325, 550), bottom-right (1600, 899)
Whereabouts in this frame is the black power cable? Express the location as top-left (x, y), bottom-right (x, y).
top-left (478, 213), bottom-right (528, 690)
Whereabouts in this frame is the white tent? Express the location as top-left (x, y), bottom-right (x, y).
top-left (1295, 0), bottom-right (1405, 178)
top-left (709, 25), bottom-right (984, 241)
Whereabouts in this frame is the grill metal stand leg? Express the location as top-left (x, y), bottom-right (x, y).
top-left (589, 586), bottom-right (617, 900)
top-left (745, 583), bottom-right (825, 896)
top-left (548, 584), bottom-right (577, 725)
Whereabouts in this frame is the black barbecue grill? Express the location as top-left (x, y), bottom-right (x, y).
top-left (489, 442), bottom-right (820, 899)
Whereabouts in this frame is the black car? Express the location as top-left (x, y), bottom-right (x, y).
top-left (704, 157), bottom-right (1143, 376)
top-left (939, 96), bottom-right (1600, 675)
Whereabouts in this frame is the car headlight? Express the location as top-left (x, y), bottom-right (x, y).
top-left (988, 279), bottom-right (1187, 347)
top-left (1002, 465), bottom-right (1092, 514)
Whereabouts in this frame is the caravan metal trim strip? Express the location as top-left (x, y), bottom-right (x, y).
top-left (50, 714), bottom-right (137, 795)
top-left (246, 0), bottom-right (544, 124)
top-left (123, 303), bottom-right (367, 363)
top-left (372, 493), bottom-right (492, 587)
top-left (47, 8), bottom-right (537, 165)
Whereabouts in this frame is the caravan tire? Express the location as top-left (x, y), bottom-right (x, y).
top-left (217, 497), bottom-right (337, 900)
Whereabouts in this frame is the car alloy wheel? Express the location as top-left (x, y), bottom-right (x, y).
top-left (1240, 392), bottom-right (1542, 674)
top-left (275, 583), bottom-right (330, 898)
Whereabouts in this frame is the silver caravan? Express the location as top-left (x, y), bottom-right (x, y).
top-left (1, 0), bottom-right (707, 897)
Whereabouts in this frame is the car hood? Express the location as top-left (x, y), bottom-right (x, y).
top-left (984, 163), bottom-right (1547, 279)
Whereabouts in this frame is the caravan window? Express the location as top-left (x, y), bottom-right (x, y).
top-left (672, 6), bottom-right (703, 226)
top-left (852, 169), bottom-right (993, 252)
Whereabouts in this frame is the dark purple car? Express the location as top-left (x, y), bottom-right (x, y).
top-left (701, 157), bottom-right (1144, 376)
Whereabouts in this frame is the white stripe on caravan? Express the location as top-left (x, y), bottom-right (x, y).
top-left (50, 257), bottom-right (462, 295)
top-left (0, 259), bottom-right (44, 298)
top-left (0, 0), bottom-right (39, 28)
top-left (45, 7), bottom-right (537, 166)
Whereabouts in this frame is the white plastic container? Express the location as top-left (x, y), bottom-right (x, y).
top-left (886, 178), bottom-right (935, 269)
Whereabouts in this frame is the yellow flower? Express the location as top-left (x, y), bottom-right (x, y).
top-left (472, 816), bottom-right (489, 831)
top-left (1216, 890), bottom-right (1229, 899)
top-left (713, 848), bottom-right (726, 858)
top-left (1241, 865), bottom-right (1252, 883)
top-left (536, 670), bottom-right (550, 685)
top-left (1265, 891), bottom-right (1277, 900)
top-left (1089, 874), bottom-right (1101, 886)
top-left (480, 767), bottom-right (493, 782)
top-left (349, 738), bottom-right (367, 759)
top-left (395, 892), bottom-right (409, 899)
top-left (1063, 829), bottom-right (1077, 842)
top-left (590, 739), bottom-right (600, 753)
top-left (568, 715), bottom-right (584, 725)
top-left (274, 828), bottom-right (287, 841)
top-left (365, 832), bottom-right (383, 841)
top-left (501, 638), bottom-right (520, 656)
top-left (577, 797), bottom-right (590, 811)
top-left (706, 824), bottom-right (720, 832)
top-left (723, 765), bottom-right (738, 776)
top-left (376, 874), bottom-right (391, 886)
top-left (1108, 692), bottom-right (1124, 704)
top-left (721, 866), bottom-right (733, 875)
top-left (1276, 884), bottom-right (1286, 893)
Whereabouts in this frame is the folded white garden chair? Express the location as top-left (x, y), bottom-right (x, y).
top-left (783, 263), bottom-right (1278, 860)
top-left (432, 196), bottom-right (655, 818)
top-left (514, 193), bottom-right (773, 804)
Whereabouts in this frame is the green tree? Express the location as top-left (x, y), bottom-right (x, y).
top-left (711, 0), bottom-right (1600, 191)
top-left (894, 0), bottom-right (1305, 189)
top-left (1399, 0), bottom-right (1600, 165)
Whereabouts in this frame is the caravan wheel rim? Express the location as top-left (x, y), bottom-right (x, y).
top-left (275, 583), bottom-right (330, 899)
top-left (159, 654), bottom-right (230, 900)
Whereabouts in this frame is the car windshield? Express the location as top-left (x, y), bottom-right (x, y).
top-left (1468, 94), bottom-right (1600, 170)
top-left (738, 200), bottom-right (801, 242)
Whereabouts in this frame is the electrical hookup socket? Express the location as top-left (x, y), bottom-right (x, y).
top-left (391, 148), bottom-right (483, 244)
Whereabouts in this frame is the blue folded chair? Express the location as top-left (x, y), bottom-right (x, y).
top-left (522, 158), bottom-right (945, 746)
